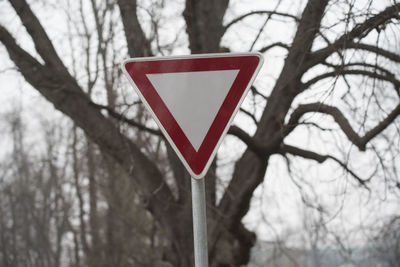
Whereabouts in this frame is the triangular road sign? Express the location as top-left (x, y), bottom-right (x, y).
top-left (122, 53), bottom-right (263, 179)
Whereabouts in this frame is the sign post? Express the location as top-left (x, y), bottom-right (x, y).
top-left (192, 177), bottom-right (208, 267)
top-left (122, 53), bottom-right (263, 267)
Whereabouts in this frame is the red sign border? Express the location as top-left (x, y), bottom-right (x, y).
top-left (122, 53), bottom-right (263, 179)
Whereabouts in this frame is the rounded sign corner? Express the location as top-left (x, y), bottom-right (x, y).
top-left (250, 52), bottom-right (264, 69)
top-left (190, 172), bottom-right (206, 180)
top-left (121, 60), bottom-right (131, 72)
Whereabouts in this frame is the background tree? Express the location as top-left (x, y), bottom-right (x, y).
top-left (1, 0), bottom-right (400, 266)
top-left (0, 109), bottom-right (71, 267)
top-left (370, 216), bottom-right (400, 266)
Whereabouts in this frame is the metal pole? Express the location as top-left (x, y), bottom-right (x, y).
top-left (191, 177), bottom-right (209, 267)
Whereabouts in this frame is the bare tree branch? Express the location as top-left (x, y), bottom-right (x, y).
top-left (346, 42), bottom-right (400, 63)
top-left (224, 10), bottom-right (299, 32)
top-left (284, 102), bottom-right (400, 151)
top-left (301, 69), bottom-right (400, 94)
top-left (250, 85), bottom-right (269, 101)
top-left (8, 0), bottom-right (70, 75)
top-left (279, 144), bottom-right (370, 187)
top-left (305, 3), bottom-right (400, 69)
top-left (322, 61), bottom-right (397, 77)
top-left (239, 108), bottom-right (258, 125)
top-left (258, 42), bottom-right (290, 53)
top-left (227, 125), bottom-right (276, 158)
top-left (249, 1), bottom-right (284, 51)
top-left (90, 102), bottom-right (162, 137)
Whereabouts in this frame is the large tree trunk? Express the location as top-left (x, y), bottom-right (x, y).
top-left (210, 1), bottom-right (329, 265)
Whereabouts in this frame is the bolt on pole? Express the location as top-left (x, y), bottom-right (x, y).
top-left (191, 177), bottom-right (209, 267)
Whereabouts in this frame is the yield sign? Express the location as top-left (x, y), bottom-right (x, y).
top-left (122, 53), bottom-right (263, 179)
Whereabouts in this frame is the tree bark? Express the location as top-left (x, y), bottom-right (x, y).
top-left (183, 0), bottom-right (229, 53)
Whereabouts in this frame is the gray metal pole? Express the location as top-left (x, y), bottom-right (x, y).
top-left (191, 177), bottom-right (209, 267)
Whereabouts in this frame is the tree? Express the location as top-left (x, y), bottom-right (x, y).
top-left (1, 0), bottom-right (400, 266)
top-left (0, 109), bottom-right (72, 267)
top-left (371, 216), bottom-right (400, 266)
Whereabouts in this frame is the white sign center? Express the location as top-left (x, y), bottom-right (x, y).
top-left (146, 69), bottom-right (239, 151)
